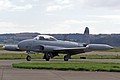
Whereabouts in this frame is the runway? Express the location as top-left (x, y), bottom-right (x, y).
top-left (0, 68), bottom-right (120, 80)
top-left (0, 59), bottom-right (120, 80)
top-left (0, 50), bottom-right (120, 80)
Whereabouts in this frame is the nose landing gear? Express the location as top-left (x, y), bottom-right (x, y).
top-left (26, 55), bottom-right (31, 61)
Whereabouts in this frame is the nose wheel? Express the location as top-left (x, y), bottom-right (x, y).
top-left (26, 55), bottom-right (31, 61)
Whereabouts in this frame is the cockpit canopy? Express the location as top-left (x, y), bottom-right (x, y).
top-left (34, 35), bottom-right (57, 41)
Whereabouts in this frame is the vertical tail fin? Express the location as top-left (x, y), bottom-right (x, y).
top-left (84, 27), bottom-right (89, 35)
top-left (83, 27), bottom-right (90, 44)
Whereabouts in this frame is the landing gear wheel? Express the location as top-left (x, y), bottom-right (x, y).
top-left (45, 54), bottom-right (50, 61)
top-left (26, 55), bottom-right (31, 61)
top-left (64, 55), bottom-right (69, 61)
top-left (44, 53), bottom-right (50, 61)
top-left (45, 57), bottom-right (50, 61)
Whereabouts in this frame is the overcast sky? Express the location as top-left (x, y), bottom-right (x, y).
top-left (0, 0), bottom-right (120, 34)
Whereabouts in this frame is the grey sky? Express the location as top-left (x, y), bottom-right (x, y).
top-left (0, 0), bottom-right (120, 34)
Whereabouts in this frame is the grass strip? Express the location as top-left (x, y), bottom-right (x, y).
top-left (12, 62), bottom-right (120, 72)
top-left (0, 54), bottom-right (43, 60)
top-left (106, 48), bottom-right (120, 52)
top-left (0, 54), bottom-right (120, 59)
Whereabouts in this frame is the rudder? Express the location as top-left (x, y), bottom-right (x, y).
top-left (83, 27), bottom-right (90, 44)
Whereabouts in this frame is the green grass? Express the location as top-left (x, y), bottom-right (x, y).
top-left (62, 54), bottom-right (120, 59)
top-left (0, 54), bottom-right (44, 60)
top-left (12, 62), bottom-right (120, 72)
top-left (0, 54), bottom-right (120, 59)
top-left (0, 47), bottom-right (119, 60)
top-left (91, 48), bottom-right (120, 52)
top-left (106, 48), bottom-right (120, 52)
top-left (0, 45), bottom-right (4, 50)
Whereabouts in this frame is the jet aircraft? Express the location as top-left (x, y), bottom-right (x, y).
top-left (3, 27), bottom-right (113, 61)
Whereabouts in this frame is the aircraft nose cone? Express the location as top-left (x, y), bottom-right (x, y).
top-left (18, 40), bottom-right (29, 50)
top-left (18, 39), bottom-right (34, 50)
top-left (18, 41), bottom-right (25, 50)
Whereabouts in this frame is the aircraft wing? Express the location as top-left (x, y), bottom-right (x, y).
top-left (53, 47), bottom-right (86, 52)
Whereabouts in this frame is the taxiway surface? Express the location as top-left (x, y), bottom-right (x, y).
top-left (0, 51), bottom-right (120, 80)
top-left (0, 59), bottom-right (120, 80)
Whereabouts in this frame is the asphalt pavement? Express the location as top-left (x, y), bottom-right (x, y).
top-left (0, 60), bottom-right (120, 80)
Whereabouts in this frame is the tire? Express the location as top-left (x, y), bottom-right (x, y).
top-left (44, 53), bottom-right (50, 61)
top-left (64, 56), bottom-right (69, 61)
top-left (45, 58), bottom-right (50, 61)
top-left (26, 55), bottom-right (31, 61)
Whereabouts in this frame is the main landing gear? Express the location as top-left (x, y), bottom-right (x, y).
top-left (25, 52), bottom-right (57, 61)
top-left (64, 54), bottom-right (71, 61)
top-left (25, 51), bottom-right (71, 61)
top-left (43, 52), bottom-right (59, 61)
top-left (43, 53), bottom-right (52, 61)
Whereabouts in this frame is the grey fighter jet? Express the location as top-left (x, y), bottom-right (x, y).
top-left (3, 27), bottom-right (113, 61)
